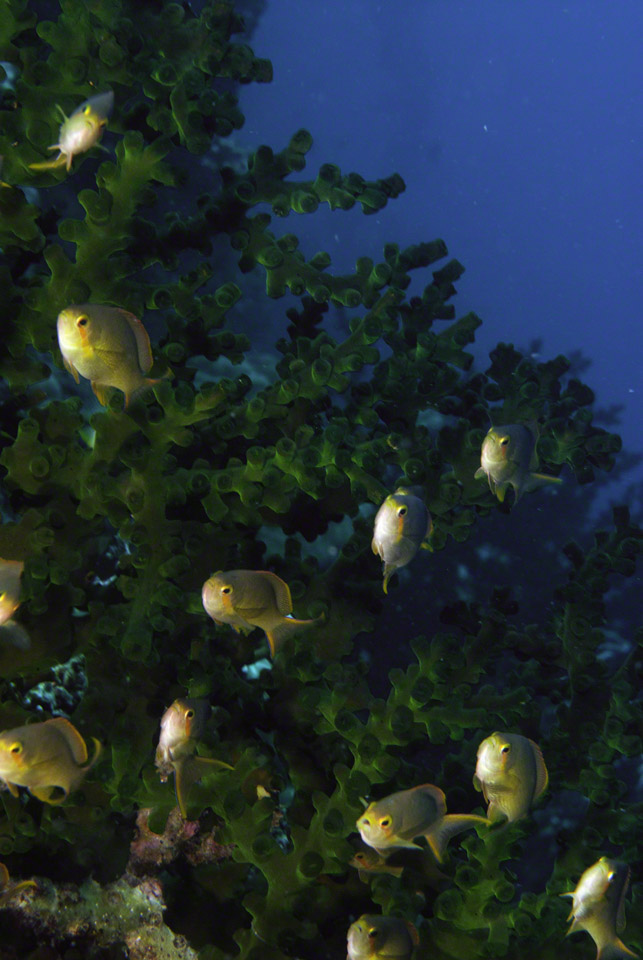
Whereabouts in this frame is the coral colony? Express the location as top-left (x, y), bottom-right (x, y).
top-left (0, 2), bottom-right (640, 959)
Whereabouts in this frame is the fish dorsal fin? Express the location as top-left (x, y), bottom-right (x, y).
top-left (257, 571), bottom-right (293, 616)
top-left (120, 310), bottom-right (153, 374)
top-left (528, 738), bottom-right (548, 799)
top-left (415, 783), bottom-right (447, 817)
top-left (616, 867), bottom-right (630, 933)
top-left (45, 718), bottom-right (88, 765)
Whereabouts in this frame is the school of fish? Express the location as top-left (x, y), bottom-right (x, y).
top-left (0, 87), bottom-right (634, 960)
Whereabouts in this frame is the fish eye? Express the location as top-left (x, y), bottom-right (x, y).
top-left (354, 853), bottom-right (365, 863)
top-left (607, 872), bottom-right (616, 883)
top-left (185, 709), bottom-right (194, 719)
top-left (221, 586), bottom-right (232, 595)
top-left (501, 745), bottom-right (511, 754)
top-left (360, 817), bottom-right (370, 827)
top-left (368, 929), bottom-right (379, 939)
top-left (397, 506), bottom-right (407, 516)
top-left (10, 742), bottom-right (22, 754)
top-left (500, 437), bottom-right (509, 446)
top-left (379, 817), bottom-right (391, 827)
top-left (76, 315), bottom-right (89, 327)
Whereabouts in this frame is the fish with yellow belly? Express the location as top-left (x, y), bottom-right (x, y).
top-left (356, 783), bottom-right (489, 862)
top-left (561, 857), bottom-right (638, 960)
top-left (0, 718), bottom-right (102, 804)
top-left (155, 698), bottom-right (232, 818)
top-left (57, 303), bottom-right (163, 408)
top-left (371, 486), bottom-right (432, 593)
top-left (346, 914), bottom-right (419, 960)
top-left (0, 558), bottom-right (29, 650)
top-left (202, 569), bottom-right (323, 657)
top-left (29, 90), bottom-right (113, 172)
top-left (473, 730), bottom-right (548, 823)
top-left (475, 424), bottom-right (562, 504)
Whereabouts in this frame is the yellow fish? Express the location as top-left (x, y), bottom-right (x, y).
top-left (474, 731), bottom-right (548, 823)
top-left (57, 303), bottom-right (162, 408)
top-left (561, 857), bottom-right (638, 960)
top-left (356, 783), bottom-right (489, 862)
top-left (346, 914), bottom-right (418, 960)
top-left (155, 698), bottom-right (232, 819)
top-left (0, 861), bottom-right (36, 906)
top-left (474, 424), bottom-right (562, 503)
top-left (0, 558), bottom-right (29, 650)
top-left (349, 848), bottom-right (404, 882)
top-left (202, 569), bottom-right (323, 657)
top-left (371, 486), bottom-right (432, 593)
top-left (0, 717), bottom-right (102, 804)
top-left (29, 90), bottom-right (113, 172)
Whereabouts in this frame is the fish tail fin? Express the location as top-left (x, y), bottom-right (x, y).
top-left (424, 814), bottom-right (490, 862)
top-left (597, 940), bottom-right (639, 960)
top-left (526, 472), bottom-right (563, 492)
top-left (266, 614), bottom-right (324, 657)
top-left (0, 620), bottom-right (30, 650)
top-left (174, 755), bottom-right (233, 818)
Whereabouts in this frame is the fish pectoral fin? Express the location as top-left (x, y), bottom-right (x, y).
top-left (474, 467), bottom-right (486, 480)
top-left (4, 781), bottom-right (19, 798)
top-left (424, 814), bottom-right (490, 862)
top-left (62, 356), bottom-right (80, 384)
top-left (0, 620), bottom-right (30, 650)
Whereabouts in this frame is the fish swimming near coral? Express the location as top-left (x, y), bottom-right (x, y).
top-left (0, 862), bottom-right (36, 906)
top-left (561, 857), bottom-right (638, 960)
top-left (57, 303), bottom-right (163, 408)
top-left (346, 914), bottom-right (419, 960)
top-left (29, 90), bottom-right (114, 172)
top-left (202, 569), bottom-right (323, 657)
top-left (473, 730), bottom-right (548, 823)
top-left (0, 717), bottom-right (101, 804)
top-left (371, 486), bottom-right (432, 593)
top-left (0, 558), bottom-right (29, 650)
top-left (155, 698), bottom-right (232, 818)
top-left (356, 783), bottom-right (489, 862)
top-left (474, 424), bottom-right (562, 503)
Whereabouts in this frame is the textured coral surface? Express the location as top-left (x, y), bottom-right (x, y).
top-left (0, 2), bottom-right (640, 959)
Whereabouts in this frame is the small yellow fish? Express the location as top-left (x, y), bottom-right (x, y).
top-left (29, 90), bottom-right (113, 171)
top-left (155, 698), bottom-right (232, 819)
top-left (0, 861), bottom-right (36, 906)
top-left (349, 848), bottom-right (404, 882)
top-left (473, 731), bottom-right (548, 823)
top-left (474, 424), bottom-right (562, 503)
top-left (202, 569), bottom-right (323, 657)
top-left (561, 857), bottom-right (638, 960)
top-left (0, 717), bottom-right (101, 804)
top-left (346, 914), bottom-right (419, 960)
top-left (371, 486), bottom-right (432, 593)
top-left (0, 558), bottom-right (29, 650)
top-left (356, 783), bottom-right (489, 862)
top-left (57, 303), bottom-right (162, 408)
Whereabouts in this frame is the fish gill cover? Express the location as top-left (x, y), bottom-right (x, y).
top-left (0, 1), bottom-right (640, 958)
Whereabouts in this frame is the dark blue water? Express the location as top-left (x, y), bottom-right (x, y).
top-left (236, 0), bottom-right (643, 509)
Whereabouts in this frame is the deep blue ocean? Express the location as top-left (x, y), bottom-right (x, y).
top-left (236, 0), bottom-right (642, 515)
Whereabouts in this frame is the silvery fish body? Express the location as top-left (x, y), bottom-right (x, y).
top-left (562, 857), bottom-right (638, 960)
top-left (30, 90), bottom-right (113, 171)
top-left (371, 487), bottom-right (431, 592)
top-left (474, 730), bottom-right (548, 823)
top-left (474, 424), bottom-right (561, 503)
top-left (346, 914), bottom-right (418, 960)
top-left (57, 303), bottom-right (158, 408)
top-left (0, 558), bottom-right (29, 649)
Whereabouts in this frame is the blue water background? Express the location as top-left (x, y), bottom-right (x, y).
top-left (234, 0), bottom-right (643, 511)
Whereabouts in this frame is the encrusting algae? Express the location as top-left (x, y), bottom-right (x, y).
top-left (0, 1), bottom-right (639, 959)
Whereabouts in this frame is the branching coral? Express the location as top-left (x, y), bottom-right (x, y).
top-left (0, 2), bottom-right (640, 959)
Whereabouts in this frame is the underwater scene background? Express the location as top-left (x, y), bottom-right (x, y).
top-left (0, 1), bottom-right (640, 958)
